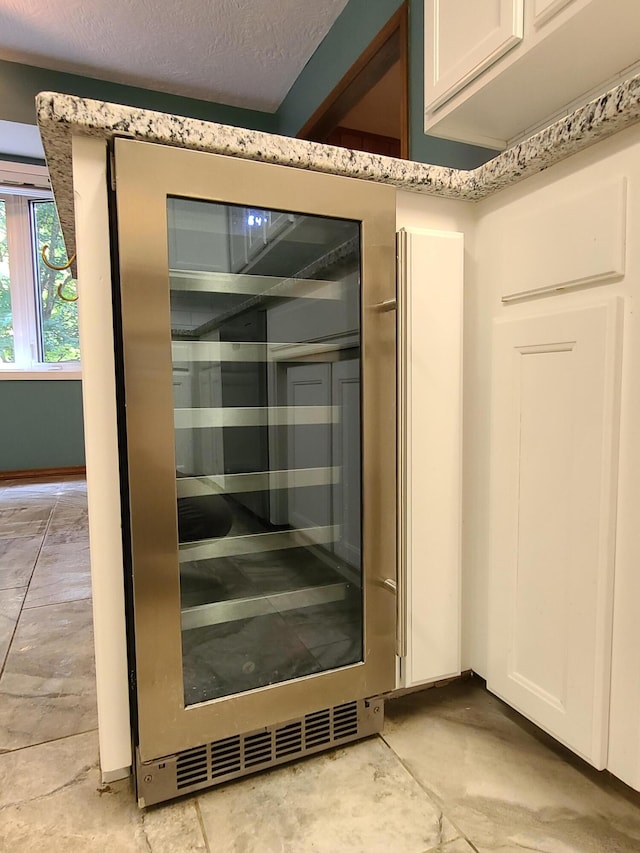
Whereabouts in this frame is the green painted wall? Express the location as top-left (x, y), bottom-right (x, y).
top-left (0, 381), bottom-right (84, 472)
top-left (0, 58), bottom-right (278, 133)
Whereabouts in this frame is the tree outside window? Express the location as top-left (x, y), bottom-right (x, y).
top-left (0, 183), bottom-right (79, 372)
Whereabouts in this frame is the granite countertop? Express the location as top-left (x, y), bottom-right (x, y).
top-left (36, 72), bottom-right (640, 262)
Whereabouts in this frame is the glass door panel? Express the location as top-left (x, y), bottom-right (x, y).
top-left (115, 139), bottom-right (396, 762)
top-left (168, 198), bottom-right (364, 706)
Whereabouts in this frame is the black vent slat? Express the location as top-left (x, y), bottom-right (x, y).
top-left (212, 763), bottom-right (241, 778)
top-left (211, 736), bottom-right (241, 778)
top-left (177, 769), bottom-right (208, 785)
top-left (177, 756), bottom-right (207, 770)
top-left (177, 746), bottom-right (206, 762)
top-left (176, 744), bottom-right (209, 789)
top-left (305, 708), bottom-right (331, 747)
top-left (276, 721), bottom-right (302, 758)
top-left (333, 702), bottom-right (358, 740)
top-left (306, 733), bottom-right (330, 746)
top-left (244, 732), bottom-right (273, 767)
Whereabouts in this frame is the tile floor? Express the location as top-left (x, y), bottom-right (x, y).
top-left (1, 477), bottom-right (640, 852)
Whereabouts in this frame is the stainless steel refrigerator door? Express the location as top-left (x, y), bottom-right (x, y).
top-left (114, 138), bottom-right (396, 763)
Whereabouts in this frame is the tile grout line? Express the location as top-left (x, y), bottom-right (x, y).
top-left (23, 593), bottom-right (93, 613)
top-left (0, 502), bottom-right (55, 681)
top-left (377, 732), bottom-right (480, 853)
top-left (0, 726), bottom-right (99, 758)
top-left (194, 798), bottom-right (212, 853)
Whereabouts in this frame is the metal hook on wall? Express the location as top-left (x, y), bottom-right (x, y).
top-left (42, 244), bottom-right (78, 303)
top-left (42, 244), bottom-right (76, 271)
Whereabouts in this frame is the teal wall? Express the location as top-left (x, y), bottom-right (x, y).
top-left (0, 58), bottom-right (278, 132)
top-left (0, 381), bottom-right (84, 472)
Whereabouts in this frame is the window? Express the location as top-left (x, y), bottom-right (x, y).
top-left (0, 163), bottom-right (80, 376)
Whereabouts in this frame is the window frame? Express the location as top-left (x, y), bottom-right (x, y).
top-left (0, 163), bottom-right (81, 379)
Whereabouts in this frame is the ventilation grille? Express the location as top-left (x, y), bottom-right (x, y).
top-left (211, 735), bottom-right (241, 779)
top-left (141, 698), bottom-right (382, 807)
top-left (176, 701), bottom-right (359, 789)
top-left (176, 745), bottom-right (208, 790)
top-left (333, 701), bottom-right (359, 740)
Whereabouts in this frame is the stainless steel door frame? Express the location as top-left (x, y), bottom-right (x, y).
top-left (114, 138), bottom-right (397, 763)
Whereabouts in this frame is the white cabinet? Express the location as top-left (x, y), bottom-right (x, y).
top-left (424, 0), bottom-right (640, 150)
top-left (487, 301), bottom-right (623, 768)
top-left (531, 0), bottom-right (575, 27)
top-left (397, 226), bottom-right (464, 689)
top-left (425, 0), bottom-right (524, 113)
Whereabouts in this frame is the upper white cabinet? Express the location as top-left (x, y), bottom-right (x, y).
top-left (424, 0), bottom-right (640, 150)
top-left (425, 0), bottom-right (524, 113)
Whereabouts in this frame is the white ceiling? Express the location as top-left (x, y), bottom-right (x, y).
top-left (0, 120), bottom-right (45, 158)
top-left (0, 0), bottom-right (350, 111)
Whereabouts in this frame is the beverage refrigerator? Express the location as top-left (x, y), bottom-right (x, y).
top-left (111, 138), bottom-right (398, 806)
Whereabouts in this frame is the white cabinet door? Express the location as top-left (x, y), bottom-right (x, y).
top-left (487, 300), bottom-right (623, 768)
top-left (425, 0), bottom-right (524, 112)
top-left (398, 227), bottom-right (464, 688)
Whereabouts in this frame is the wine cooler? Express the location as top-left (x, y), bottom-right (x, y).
top-left (112, 139), bottom-right (397, 806)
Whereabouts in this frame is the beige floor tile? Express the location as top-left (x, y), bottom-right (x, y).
top-left (23, 538), bottom-right (91, 608)
top-left (43, 528), bottom-right (91, 545)
top-left (48, 505), bottom-right (89, 531)
top-left (142, 800), bottom-right (208, 852)
top-left (197, 736), bottom-right (459, 853)
top-left (0, 536), bottom-right (43, 588)
top-left (0, 502), bottom-right (52, 538)
top-left (384, 681), bottom-right (640, 853)
top-left (424, 840), bottom-right (477, 853)
top-left (0, 598), bottom-right (97, 751)
top-left (0, 586), bottom-right (26, 668)
top-left (0, 730), bottom-right (207, 852)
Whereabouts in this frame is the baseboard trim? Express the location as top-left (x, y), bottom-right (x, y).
top-left (0, 465), bottom-right (86, 482)
top-left (101, 766), bottom-right (132, 784)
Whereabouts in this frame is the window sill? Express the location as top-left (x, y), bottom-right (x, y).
top-left (0, 368), bottom-right (82, 381)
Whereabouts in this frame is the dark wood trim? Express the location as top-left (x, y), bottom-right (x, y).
top-left (327, 126), bottom-right (402, 158)
top-left (297, 2), bottom-right (409, 159)
top-left (0, 465), bottom-right (86, 482)
top-left (398, 2), bottom-right (409, 160)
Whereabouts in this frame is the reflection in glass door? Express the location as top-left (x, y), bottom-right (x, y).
top-left (167, 199), bottom-right (364, 706)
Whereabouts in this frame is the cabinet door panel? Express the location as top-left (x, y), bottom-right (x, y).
top-left (487, 301), bottom-right (623, 768)
top-left (532, 0), bottom-right (576, 29)
top-left (425, 0), bottom-right (524, 112)
top-left (399, 227), bottom-right (463, 688)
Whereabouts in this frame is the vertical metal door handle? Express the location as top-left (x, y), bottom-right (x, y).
top-left (396, 230), bottom-right (408, 658)
top-left (372, 298), bottom-right (397, 312)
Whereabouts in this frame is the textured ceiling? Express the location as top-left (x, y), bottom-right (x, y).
top-left (0, 0), bottom-right (350, 111)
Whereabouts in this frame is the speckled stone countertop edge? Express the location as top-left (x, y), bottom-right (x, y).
top-left (35, 71), bottom-right (640, 261)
